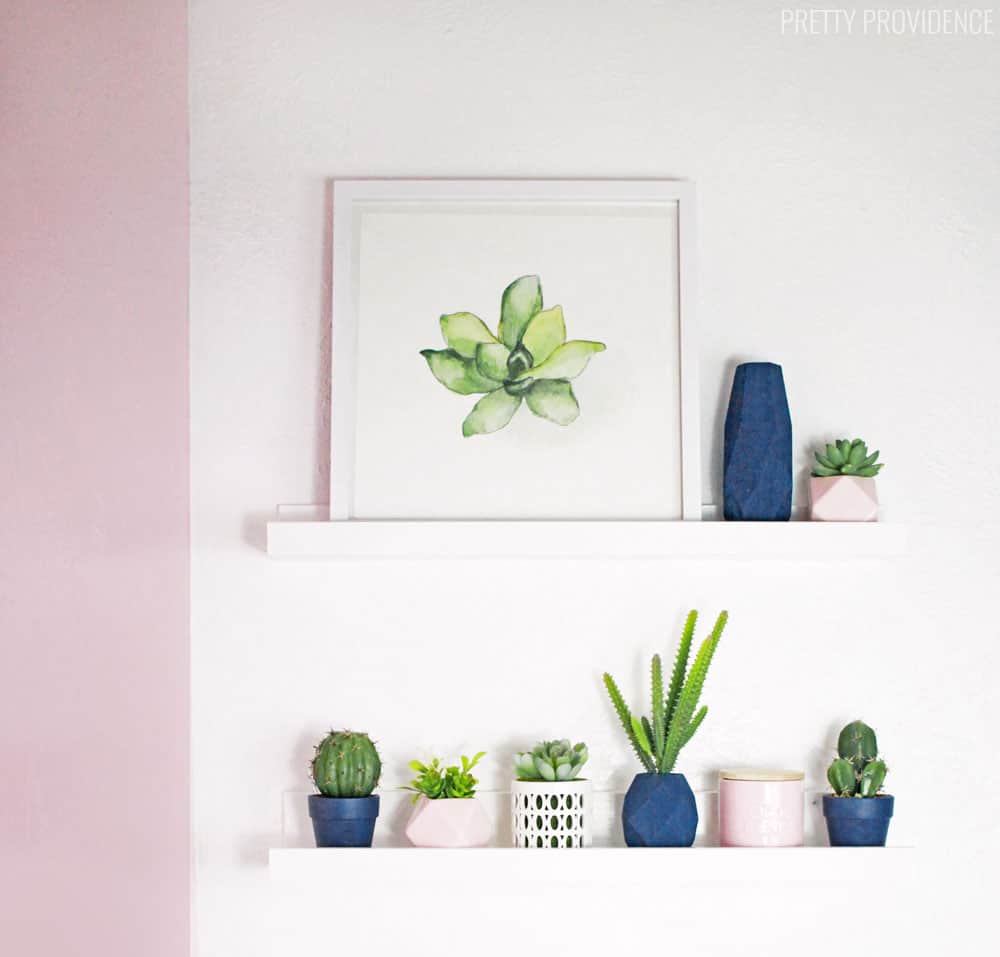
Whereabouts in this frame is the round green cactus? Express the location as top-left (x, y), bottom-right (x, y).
top-left (311, 730), bottom-right (381, 798)
top-left (514, 739), bottom-right (588, 782)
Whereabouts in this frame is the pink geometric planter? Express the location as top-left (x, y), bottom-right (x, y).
top-left (404, 796), bottom-right (492, 847)
top-left (809, 476), bottom-right (878, 522)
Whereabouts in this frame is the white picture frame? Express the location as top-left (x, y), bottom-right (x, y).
top-left (329, 178), bottom-right (700, 521)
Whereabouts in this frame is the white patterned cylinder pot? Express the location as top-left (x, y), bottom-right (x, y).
top-left (511, 780), bottom-right (591, 848)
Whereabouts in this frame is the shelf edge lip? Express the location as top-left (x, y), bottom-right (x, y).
top-left (264, 519), bottom-right (908, 560)
top-left (267, 845), bottom-right (921, 884)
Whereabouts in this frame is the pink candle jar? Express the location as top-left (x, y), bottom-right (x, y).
top-left (719, 768), bottom-right (804, 847)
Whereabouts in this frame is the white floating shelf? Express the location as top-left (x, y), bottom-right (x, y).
top-left (269, 846), bottom-right (918, 886)
top-left (266, 519), bottom-right (907, 560)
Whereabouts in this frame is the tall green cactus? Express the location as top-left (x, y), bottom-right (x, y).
top-left (826, 720), bottom-right (888, 798)
top-left (312, 730), bottom-right (382, 798)
top-left (603, 610), bottom-right (729, 774)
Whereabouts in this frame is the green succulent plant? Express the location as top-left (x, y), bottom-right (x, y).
top-left (420, 274), bottom-right (606, 436)
top-left (403, 752), bottom-right (486, 803)
top-left (514, 739), bottom-right (588, 782)
top-left (603, 610), bottom-right (729, 775)
top-left (311, 730), bottom-right (382, 798)
top-left (811, 438), bottom-right (883, 478)
top-left (827, 720), bottom-right (888, 798)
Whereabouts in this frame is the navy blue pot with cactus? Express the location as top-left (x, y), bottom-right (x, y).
top-left (603, 610), bottom-right (730, 848)
top-left (822, 720), bottom-right (894, 847)
top-left (308, 730), bottom-right (382, 848)
top-left (623, 773), bottom-right (698, 847)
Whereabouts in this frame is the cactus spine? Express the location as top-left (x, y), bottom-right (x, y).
top-left (312, 730), bottom-right (382, 798)
top-left (826, 720), bottom-right (888, 798)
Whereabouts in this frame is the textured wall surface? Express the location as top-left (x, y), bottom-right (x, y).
top-left (0, 3), bottom-right (189, 955)
top-left (190, 2), bottom-right (999, 954)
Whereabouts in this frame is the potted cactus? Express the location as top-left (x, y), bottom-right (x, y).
top-left (809, 438), bottom-right (883, 521)
top-left (822, 720), bottom-right (894, 846)
top-left (403, 752), bottom-right (491, 847)
top-left (511, 739), bottom-right (590, 849)
top-left (603, 610), bottom-right (729, 847)
top-left (308, 730), bottom-right (382, 847)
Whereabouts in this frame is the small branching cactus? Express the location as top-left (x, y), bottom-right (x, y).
top-left (826, 720), bottom-right (889, 798)
top-left (311, 730), bottom-right (382, 798)
top-left (603, 610), bottom-right (729, 774)
top-left (811, 438), bottom-right (883, 478)
top-left (514, 740), bottom-right (588, 782)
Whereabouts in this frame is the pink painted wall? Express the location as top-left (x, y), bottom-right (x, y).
top-left (0, 3), bottom-right (189, 955)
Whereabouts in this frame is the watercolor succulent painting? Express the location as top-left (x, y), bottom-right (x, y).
top-left (420, 275), bottom-right (606, 437)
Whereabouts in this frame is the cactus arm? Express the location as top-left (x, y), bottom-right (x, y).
top-left (827, 757), bottom-right (857, 796)
top-left (640, 715), bottom-right (655, 763)
top-left (630, 714), bottom-right (653, 762)
top-left (859, 759), bottom-right (887, 797)
top-left (665, 610), bottom-right (697, 731)
top-left (681, 705), bottom-right (708, 748)
top-left (662, 611), bottom-right (728, 773)
top-left (604, 672), bottom-right (654, 772)
top-left (651, 654), bottom-right (666, 771)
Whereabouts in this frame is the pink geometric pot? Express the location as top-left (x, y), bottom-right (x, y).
top-left (719, 769), bottom-right (804, 847)
top-left (404, 796), bottom-right (492, 848)
top-left (809, 476), bottom-right (878, 522)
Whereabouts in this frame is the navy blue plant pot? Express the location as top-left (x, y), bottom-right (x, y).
top-left (622, 773), bottom-right (698, 847)
top-left (723, 362), bottom-right (792, 521)
top-left (308, 794), bottom-right (380, 848)
top-left (823, 795), bottom-right (894, 847)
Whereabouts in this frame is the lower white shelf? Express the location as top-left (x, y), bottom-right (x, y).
top-left (269, 846), bottom-right (918, 886)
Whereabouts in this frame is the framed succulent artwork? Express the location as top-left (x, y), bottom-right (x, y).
top-left (329, 179), bottom-right (699, 521)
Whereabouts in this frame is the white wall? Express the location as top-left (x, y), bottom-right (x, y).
top-left (190, 2), bottom-right (1000, 954)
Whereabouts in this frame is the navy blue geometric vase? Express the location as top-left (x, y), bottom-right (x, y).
top-left (622, 773), bottom-right (698, 847)
top-left (723, 362), bottom-right (792, 521)
top-left (823, 794), bottom-right (894, 847)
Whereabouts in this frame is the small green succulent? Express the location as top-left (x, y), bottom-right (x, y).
top-left (827, 720), bottom-right (888, 798)
top-left (403, 752), bottom-right (486, 803)
top-left (812, 438), bottom-right (883, 478)
top-left (420, 274), bottom-right (606, 436)
top-left (514, 740), bottom-right (588, 782)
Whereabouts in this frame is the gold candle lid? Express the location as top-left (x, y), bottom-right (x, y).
top-left (719, 768), bottom-right (805, 782)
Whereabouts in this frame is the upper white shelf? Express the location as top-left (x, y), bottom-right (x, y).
top-left (265, 518), bottom-right (907, 560)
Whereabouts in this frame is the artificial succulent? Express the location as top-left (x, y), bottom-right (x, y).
top-left (811, 438), bottom-right (883, 478)
top-left (514, 739), bottom-right (588, 782)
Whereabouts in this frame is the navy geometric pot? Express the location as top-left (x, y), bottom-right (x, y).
top-left (308, 794), bottom-right (380, 847)
top-left (723, 362), bottom-right (792, 521)
top-left (823, 795), bottom-right (894, 847)
top-left (622, 773), bottom-right (698, 847)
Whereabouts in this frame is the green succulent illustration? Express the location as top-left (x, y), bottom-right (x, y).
top-left (420, 275), bottom-right (606, 437)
